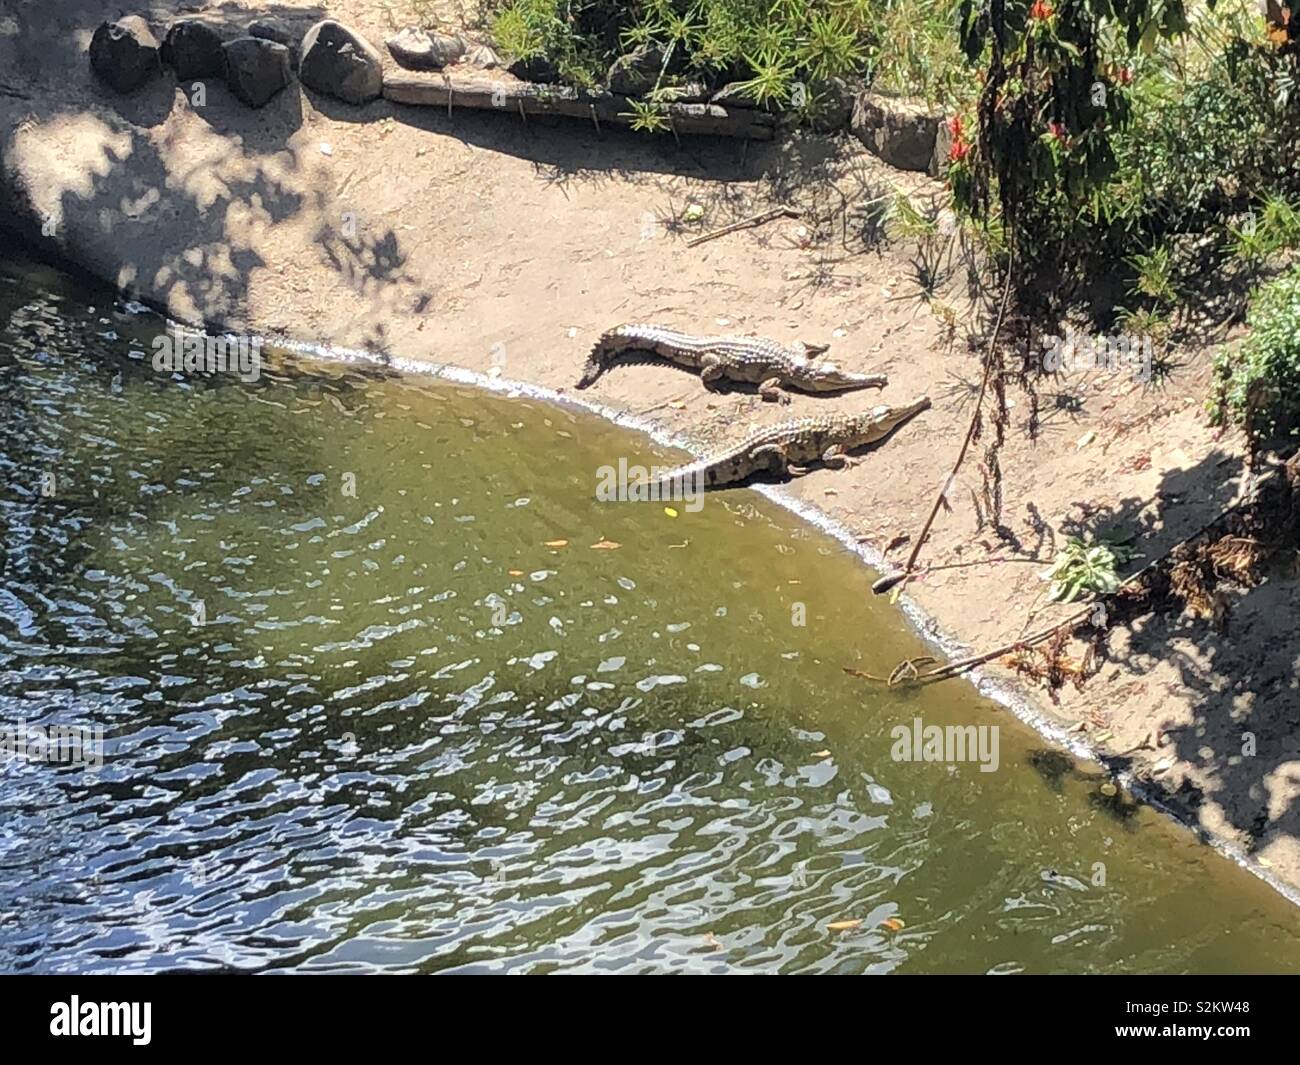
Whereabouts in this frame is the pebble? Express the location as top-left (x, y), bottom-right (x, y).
top-left (320, 142), bottom-right (333, 156)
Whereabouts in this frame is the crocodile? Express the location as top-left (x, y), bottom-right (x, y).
top-left (652, 397), bottom-right (931, 493)
top-left (576, 324), bottom-right (888, 401)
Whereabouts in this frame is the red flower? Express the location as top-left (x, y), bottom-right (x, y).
top-left (946, 115), bottom-right (970, 162)
top-left (1115, 66), bottom-right (1133, 85)
top-left (1047, 121), bottom-right (1070, 148)
top-left (1029, 0), bottom-right (1054, 19)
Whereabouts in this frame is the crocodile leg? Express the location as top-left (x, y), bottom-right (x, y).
top-left (821, 444), bottom-right (855, 469)
top-left (700, 354), bottom-right (726, 390)
top-left (750, 443), bottom-right (792, 476)
top-left (758, 376), bottom-right (791, 404)
top-left (752, 443), bottom-right (809, 477)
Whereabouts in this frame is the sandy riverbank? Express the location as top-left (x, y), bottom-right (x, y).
top-left (4, 0), bottom-right (1299, 900)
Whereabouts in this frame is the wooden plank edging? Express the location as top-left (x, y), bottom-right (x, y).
top-left (381, 72), bottom-right (778, 140)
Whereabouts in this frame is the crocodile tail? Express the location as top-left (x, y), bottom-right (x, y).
top-left (579, 327), bottom-right (640, 388)
top-left (577, 335), bottom-right (610, 389)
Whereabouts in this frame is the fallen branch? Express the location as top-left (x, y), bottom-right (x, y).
top-left (849, 457), bottom-right (1288, 688)
top-left (686, 206), bottom-right (801, 247)
top-left (871, 260), bottom-right (1014, 595)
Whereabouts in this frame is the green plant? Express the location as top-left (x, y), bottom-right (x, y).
top-left (953, 0), bottom-right (1300, 283)
top-left (487, 0), bottom-right (954, 114)
top-left (1229, 193), bottom-right (1300, 265)
top-left (1041, 535), bottom-right (1137, 603)
top-left (1211, 265), bottom-right (1300, 440)
top-left (624, 96), bottom-right (673, 132)
top-left (1127, 244), bottom-right (1180, 305)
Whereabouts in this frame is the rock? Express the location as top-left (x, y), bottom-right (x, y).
top-left (89, 15), bottom-right (160, 94)
top-left (299, 19), bottom-right (383, 104)
top-left (248, 20), bottom-right (301, 68)
top-left (709, 82), bottom-right (757, 109)
top-left (655, 81), bottom-right (709, 104)
top-left (223, 36), bottom-right (291, 108)
top-left (464, 44), bottom-right (501, 69)
top-left (606, 43), bottom-right (664, 95)
top-left (932, 117), bottom-right (954, 176)
top-left (506, 55), bottom-right (559, 84)
top-left (160, 19), bottom-right (224, 80)
top-left (386, 27), bottom-right (466, 70)
top-left (850, 92), bottom-right (944, 173)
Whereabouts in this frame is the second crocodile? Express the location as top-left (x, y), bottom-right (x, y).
top-left (577, 324), bottom-right (888, 401)
top-left (650, 397), bottom-right (931, 492)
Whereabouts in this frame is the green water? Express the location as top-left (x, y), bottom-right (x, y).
top-left (1, 252), bottom-right (1298, 973)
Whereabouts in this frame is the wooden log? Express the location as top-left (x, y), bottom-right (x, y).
top-left (382, 72), bottom-right (778, 140)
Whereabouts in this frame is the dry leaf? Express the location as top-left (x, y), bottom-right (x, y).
top-left (827, 919), bottom-right (863, 933)
top-left (880, 917), bottom-right (905, 933)
top-left (813, 749), bottom-right (831, 758)
top-left (590, 539), bottom-right (621, 550)
top-left (544, 539), bottom-right (569, 548)
top-left (508, 570), bottom-right (524, 577)
top-left (702, 932), bottom-right (723, 951)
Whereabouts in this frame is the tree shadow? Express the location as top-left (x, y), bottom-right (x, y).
top-left (0, 2), bottom-right (442, 338)
top-left (1046, 443), bottom-right (1300, 859)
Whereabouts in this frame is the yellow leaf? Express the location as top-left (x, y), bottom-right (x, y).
top-left (590, 539), bottom-right (621, 550)
top-left (664, 507), bottom-right (679, 518)
top-left (827, 919), bottom-right (863, 933)
top-left (544, 539), bottom-right (569, 548)
top-left (813, 749), bottom-right (831, 758)
top-left (880, 917), bottom-right (905, 933)
top-left (508, 570), bottom-right (524, 576)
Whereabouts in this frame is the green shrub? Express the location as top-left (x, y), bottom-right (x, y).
top-left (485, 0), bottom-right (971, 108)
top-left (1211, 266), bottom-right (1300, 440)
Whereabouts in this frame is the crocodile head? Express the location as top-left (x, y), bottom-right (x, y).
top-left (847, 396), bottom-right (932, 446)
top-left (784, 355), bottom-right (888, 393)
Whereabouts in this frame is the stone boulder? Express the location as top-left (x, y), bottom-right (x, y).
top-left (89, 15), bottom-right (160, 94)
top-left (249, 20), bottom-right (301, 69)
top-left (655, 81), bottom-right (709, 104)
top-left (299, 19), bottom-right (383, 104)
top-left (465, 44), bottom-right (502, 70)
top-left (850, 92), bottom-right (944, 173)
top-left (506, 55), bottom-right (559, 84)
top-left (223, 36), bottom-right (291, 108)
top-left (386, 27), bottom-right (466, 70)
top-left (160, 19), bottom-right (225, 80)
top-left (606, 43), bottom-right (664, 95)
